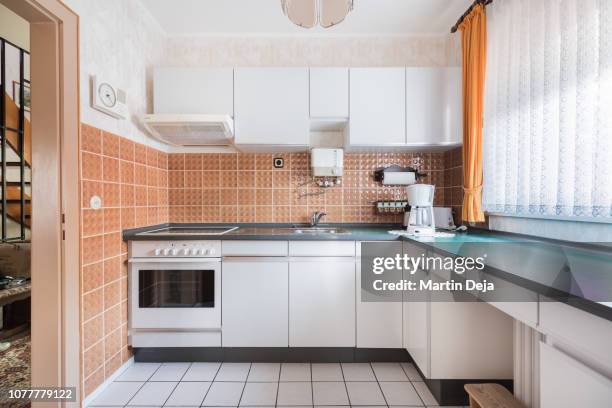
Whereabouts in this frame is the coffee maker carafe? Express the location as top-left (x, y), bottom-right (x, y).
top-left (406, 184), bottom-right (435, 236)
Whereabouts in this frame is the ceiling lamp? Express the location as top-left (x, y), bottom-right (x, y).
top-left (281, 0), bottom-right (355, 29)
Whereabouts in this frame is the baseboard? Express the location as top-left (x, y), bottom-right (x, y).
top-left (133, 347), bottom-right (411, 363)
top-left (82, 356), bottom-right (134, 407)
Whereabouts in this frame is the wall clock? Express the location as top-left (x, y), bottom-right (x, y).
top-left (91, 75), bottom-right (128, 119)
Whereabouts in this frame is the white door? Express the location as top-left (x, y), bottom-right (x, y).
top-left (222, 259), bottom-right (289, 347)
top-left (310, 68), bottom-right (349, 118)
top-left (289, 258), bottom-right (356, 347)
top-left (349, 68), bottom-right (406, 146)
top-left (405, 67), bottom-right (445, 145)
top-left (234, 68), bottom-right (309, 146)
top-left (154, 67), bottom-right (234, 115)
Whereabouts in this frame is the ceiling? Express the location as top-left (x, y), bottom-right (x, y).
top-left (140, 0), bottom-right (473, 36)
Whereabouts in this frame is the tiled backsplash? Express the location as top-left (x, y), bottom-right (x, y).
top-left (442, 147), bottom-right (464, 226)
top-left (80, 123), bottom-right (169, 396)
top-left (167, 152), bottom-right (446, 224)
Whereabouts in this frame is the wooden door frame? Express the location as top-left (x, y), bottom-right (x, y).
top-left (0, 0), bottom-right (80, 406)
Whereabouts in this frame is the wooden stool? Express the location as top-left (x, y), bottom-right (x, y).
top-left (464, 383), bottom-right (524, 408)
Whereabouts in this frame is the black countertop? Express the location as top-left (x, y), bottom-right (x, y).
top-left (123, 223), bottom-right (612, 323)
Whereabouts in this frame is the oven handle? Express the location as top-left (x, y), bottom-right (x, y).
top-left (128, 257), bottom-right (221, 263)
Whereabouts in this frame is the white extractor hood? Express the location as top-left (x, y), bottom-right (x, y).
top-left (141, 114), bottom-right (234, 146)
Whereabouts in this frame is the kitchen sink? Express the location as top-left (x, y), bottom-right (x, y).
top-left (292, 227), bottom-right (351, 234)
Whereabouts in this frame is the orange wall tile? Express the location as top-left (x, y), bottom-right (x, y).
top-left (167, 152), bottom-right (447, 224)
top-left (79, 123), bottom-right (169, 396)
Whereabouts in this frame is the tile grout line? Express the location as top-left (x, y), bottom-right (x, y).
top-left (200, 362), bottom-right (223, 406)
top-left (370, 362), bottom-right (390, 408)
top-left (236, 363), bottom-right (252, 407)
top-left (120, 363), bottom-right (163, 407)
top-left (161, 362), bottom-right (192, 407)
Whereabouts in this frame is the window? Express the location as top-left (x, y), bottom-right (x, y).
top-left (482, 0), bottom-right (611, 221)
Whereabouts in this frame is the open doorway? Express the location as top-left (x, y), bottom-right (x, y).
top-left (0, 4), bottom-right (31, 403)
top-left (0, 0), bottom-right (80, 406)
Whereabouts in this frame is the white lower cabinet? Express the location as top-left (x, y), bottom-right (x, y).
top-left (540, 341), bottom-right (612, 407)
top-left (289, 258), bottom-right (356, 347)
top-left (222, 259), bottom-right (289, 347)
top-left (356, 241), bottom-right (403, 348)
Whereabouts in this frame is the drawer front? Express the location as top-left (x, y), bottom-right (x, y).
top-left (222, 241), bottom-right (288, 257)
top-left (289, 241), bottom-right (355, 257)
top-left (539, 301), bottom-right (612, 367)
top-left (540, 341), bottom-right (612, 408)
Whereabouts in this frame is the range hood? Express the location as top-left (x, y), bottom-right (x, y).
top-left (141, 114), bottom-right (234, 146)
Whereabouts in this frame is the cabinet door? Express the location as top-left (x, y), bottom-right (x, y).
top-left (289, 258), bottom-right (355, 347)
top-left (154, 68), bottom-right (234, 115)
top-left (403, 242), bottom-right (430, 377)
top-left (540, 342), bottom-right (612, 408)
top-left (405, 67), bottom-right (444, 145)
top-left (234, 68), bottom-right (309, 146)
top-left (442, 67), bottom-right (463, 145)
top-left (356, 241), bottom-right (403, 348)
top-left (310, 68), bottom-right (349, 118)
top-left (349, 68), bottom-right (406, 146)
top-left (222, 259), bottom-right (288, 347)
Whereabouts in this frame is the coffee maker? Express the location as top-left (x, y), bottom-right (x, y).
top-left (405, 184), bottom-right (436, 236)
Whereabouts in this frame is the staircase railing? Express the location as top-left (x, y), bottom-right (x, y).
top-left (0, 37), bottom-right (30, 242)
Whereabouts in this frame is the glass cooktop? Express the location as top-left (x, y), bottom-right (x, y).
top-left (137, 226), bottom-right (239, 236)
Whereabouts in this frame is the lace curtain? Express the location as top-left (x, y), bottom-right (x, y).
top-left (483, 0), bottom-right (612, 220)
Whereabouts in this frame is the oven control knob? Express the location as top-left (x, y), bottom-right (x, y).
top-left (198, 248), bottom-right (206, 256)
top-left (163, 248), bottom-right (171, 256)
top-left (209, 248), bottom-right (216, 255)
top-left (154, 248), bottom-right (162, 256)
top-left (183, 248), bottom-right (190, 256)
top-left (171, 248), bottom-right (179, 256)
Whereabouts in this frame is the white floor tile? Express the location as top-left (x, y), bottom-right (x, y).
top-left (280, 363), bottom-right (311, 382)
top-left (247, 363), bottom-right (281, 382)
top-left (412, 382), bottom-right (438, 406)
top-left (216, 363), bottom-right (251, 382)
top-left (379, 382), bottom-right (423, 406)
top-left (89, 381), bottom-right (144, 406)
top-left (203, 382), bottom-right (245, 406)
top-left (312, 382), bottom-right (349, 406)
top-left (277, 382), bottom-right (313, 405)
top-left (127, 381), bottom-right (177, 406)
top-left (239, 382), bottom-right (278, 406)
top-left (399, 363), bottom-right (422, 381)
top-left (345, 382), bottom-right (386, 406)
top-left (116, 363), bottom-right (161, 382)
top-left (371, 363), bottom-right (409, 381)
top-left (341, 363), bottom-right (376, 381)
top-left (164, 381), bottom-right (211, 406)
top-left (311, 364), bottom-right (343, 381)
top-left (182, 363), bottom-right (221, 381)
top-left (148, 363), bottom-right (190, 382)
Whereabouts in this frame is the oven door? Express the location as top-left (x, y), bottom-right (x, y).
top-left (129, 258), bottom-right (221, 330)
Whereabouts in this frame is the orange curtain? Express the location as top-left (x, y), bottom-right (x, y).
top-left (459, 3), bottom-right (486, 223)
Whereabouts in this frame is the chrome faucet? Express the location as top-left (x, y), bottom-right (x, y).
top-left (311, 211), bottom-right (327, 227)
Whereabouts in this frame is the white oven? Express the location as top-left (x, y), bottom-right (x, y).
top-left (128, 240), bottom-right (222, 347)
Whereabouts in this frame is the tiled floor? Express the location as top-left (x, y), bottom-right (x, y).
top-left (88, 362), bottom-right (469, 407)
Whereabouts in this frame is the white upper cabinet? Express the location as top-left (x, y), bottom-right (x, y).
top-left (234, 68), bottom-right (309, 146)
top-left (406, 67), bottom-right (462, 146)
top-left (442, 67), bottom-right (463, 145)
top-left (405, 67), bottom-right (444, 145)
top-left (349, 68), bottom-right (406, 146)
top-left (310, 68), bottom-right (349, 118)
top-left (153, 68), bottom-right (234, 115)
